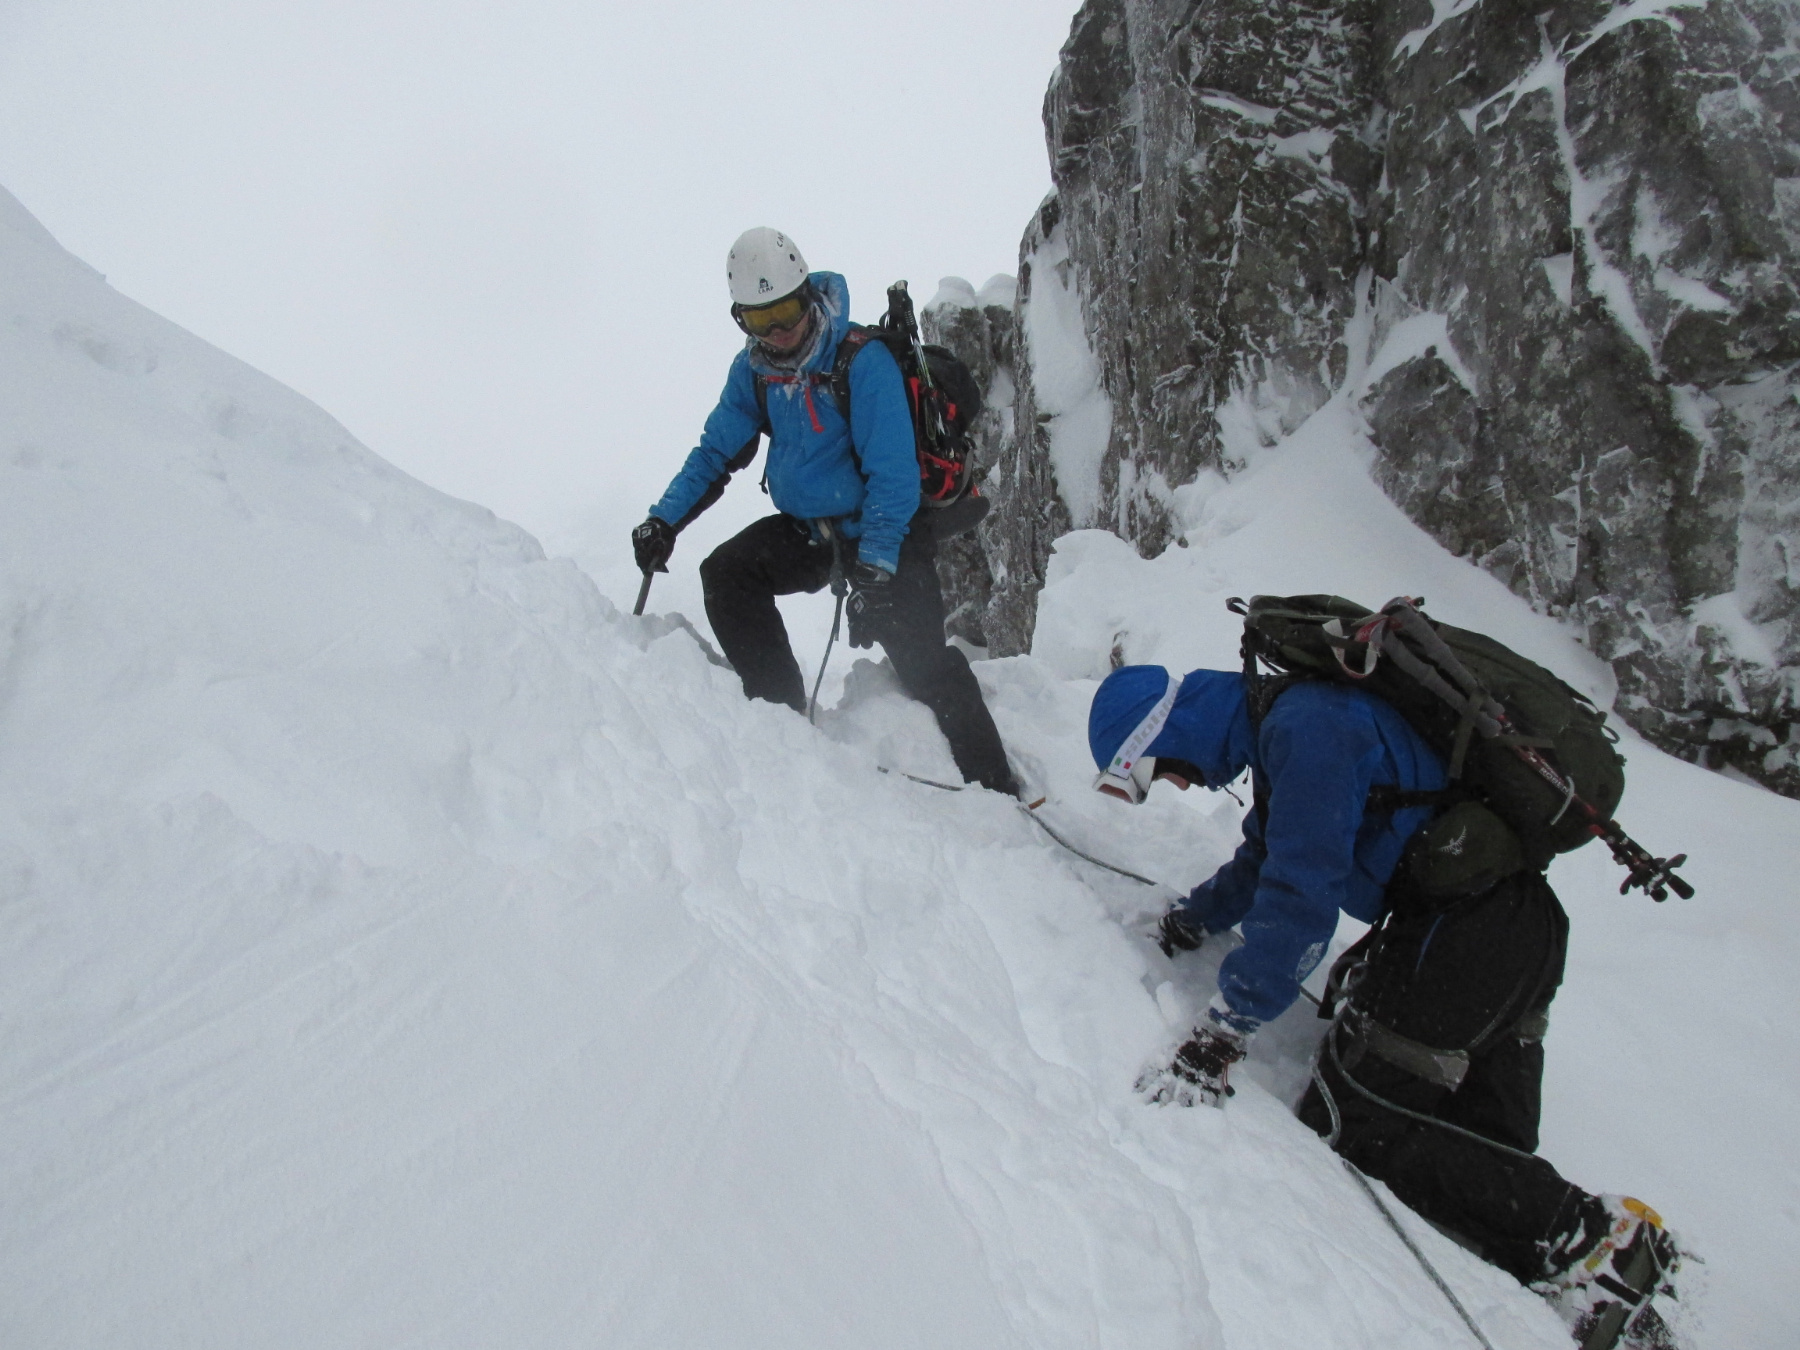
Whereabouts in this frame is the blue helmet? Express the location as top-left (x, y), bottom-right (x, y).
top-left (1088, 666), bottom-right (1256, 793)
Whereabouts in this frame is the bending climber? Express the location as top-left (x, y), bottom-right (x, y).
top-left (1088, 663), bottom-right (1680, 1346)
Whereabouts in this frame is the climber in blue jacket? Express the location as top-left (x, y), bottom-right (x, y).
top-left (1088, 664), bottom-right (1682, 1327)
top-left (644, 263), bottom-right (918, 577)
top-left (1089, 665), bottom-right (1446, 1055)
top-left (631, 228), bottom-right (1014, 792)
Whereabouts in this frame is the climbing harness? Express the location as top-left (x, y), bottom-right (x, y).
top-left (1307, 960), bottom-right (1547, 1167)
top-left (1303, 958), bottom-right (1501, 1349)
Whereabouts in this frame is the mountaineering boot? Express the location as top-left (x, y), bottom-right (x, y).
top-left (1534, 1195), bottom-right (1682, 1349)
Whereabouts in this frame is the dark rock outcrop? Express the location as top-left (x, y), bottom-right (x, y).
top-left (919, 276), bottom-right (1024, 649)
top-left (930, 0), bottom-right (1800, 797)
top-left (1365, 0), bottom-right (1800, 793)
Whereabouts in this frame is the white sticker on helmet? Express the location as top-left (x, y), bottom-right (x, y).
top-left (1106, 672), bottom-right (1180, 779)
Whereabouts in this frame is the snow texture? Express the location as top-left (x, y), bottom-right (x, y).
top-left (3, 187), bottom-right (1796, 1349)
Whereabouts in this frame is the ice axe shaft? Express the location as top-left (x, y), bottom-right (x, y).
top-left (633, 570), bottom-right (654, 617)
top-left (807, 519), bottom-right (847, 725)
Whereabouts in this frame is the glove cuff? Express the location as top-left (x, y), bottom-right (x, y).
top-left (1205, 995), bottom-right (1258, 1043)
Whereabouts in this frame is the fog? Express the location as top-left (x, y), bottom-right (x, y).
top-left (0, 0), bottom-right (1075, 564)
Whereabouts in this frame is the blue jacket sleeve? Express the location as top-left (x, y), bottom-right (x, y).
top-left (845, 341), bottom-right (919, 573)
top-left (649, 353), bottom-right (766, 526)
top-left (1180, 811), bottom-right (1263, 934)
top-left (1213, 700), bottom-right (1387, 1030)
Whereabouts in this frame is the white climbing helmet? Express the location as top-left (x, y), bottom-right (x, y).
top-left (727, 227), bottom-right (809, 307)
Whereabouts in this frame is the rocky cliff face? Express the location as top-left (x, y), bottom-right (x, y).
top-left (932, 0), bottom-right (1800, 797)
top-left (1366, 0), bottom-right (1800, 792)
top-left (918, 276), bottom-right (1037, 653)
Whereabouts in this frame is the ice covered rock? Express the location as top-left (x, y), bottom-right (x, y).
top-left (1364, 0), bottom-right (1800, 793)
top-left (923, 269), bottom-right (1050, 653)
top-left (936, 0), bottom-right (1800, 797)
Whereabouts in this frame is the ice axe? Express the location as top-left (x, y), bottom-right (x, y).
top-left (633, 569), bottom-right (654, 617)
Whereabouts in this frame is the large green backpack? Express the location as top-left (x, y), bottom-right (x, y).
top-left (1235, 595), bottom-right (1691, 901)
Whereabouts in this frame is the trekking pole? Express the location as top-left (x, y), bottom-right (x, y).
top-left (808, 521), bottom-right (848, 725)
top-left (632, 569), bottom-right (654, 617)
top-left (1373, 600), bottom-right (1694, 901)
top-left (1511, 745), bottom-right (1694, 901)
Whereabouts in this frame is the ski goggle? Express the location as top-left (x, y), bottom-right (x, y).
top-left (734, 292), bottom-right (810, 338)
top-left (1093, 673), bottom-right (1181, 806)
top-left (1095, 756), bottom-right (1159, 805)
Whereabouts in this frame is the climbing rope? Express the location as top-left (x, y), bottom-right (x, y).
top-left (1343, 1160), bottom-right (1499, 1350)
top-left (1021, 804), bottom-right (1173, 890)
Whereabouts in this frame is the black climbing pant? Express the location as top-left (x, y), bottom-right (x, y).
top-left (1298, 868), bottom-right (1595, 1284)
top-left (699, 512), bottom-right (1014, 792)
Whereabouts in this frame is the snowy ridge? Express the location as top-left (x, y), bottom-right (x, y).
top-left (2, 186), bottom-right (1794, 1347)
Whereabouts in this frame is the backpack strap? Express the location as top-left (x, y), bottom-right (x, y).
top-left (1240, 643), bottom-right (1296, 839)
top-left (1365, 784), bottom-right (1455, 815)
top-left (749, 375), bottom-right (772, 495)
top-left (828, 325), bottom-right (876, 421)
top-left (1240, 622), bottom-right (1300, 734)
top-left (753, 328), bottom-right (875, 434)
top-left (753, 374), bottom-right (770, 433)
top-left (750, 325), bottom-right (915, 494)
top-left (827, 326), bottom-right (880, 482)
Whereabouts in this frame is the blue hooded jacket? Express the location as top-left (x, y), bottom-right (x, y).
top-left (1089, 666), bottom-right (1447, 1032)
top-left (648, 272), bottom-right (919, 573)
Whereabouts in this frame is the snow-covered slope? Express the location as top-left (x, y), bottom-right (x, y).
top-left (1026, 410), bottom-right (1800, 1350)
top-left (2, 185), bottom-right (1793, 1349)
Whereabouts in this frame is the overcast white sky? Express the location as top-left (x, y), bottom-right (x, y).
top-left (0, 0), bottom-right (1078, 570)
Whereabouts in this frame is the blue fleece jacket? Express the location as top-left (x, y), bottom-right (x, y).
top-left (1089, 666), bottom-right (1447, 1032)
top-left (648, 272), bottom-right (919, 573)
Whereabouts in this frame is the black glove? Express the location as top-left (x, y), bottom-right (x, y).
top-left (1135, 1022), bottom-right (1248, 1109)
top-left (1155, 907), bottom-right (1207, 959)
top-left (845, 561), bottom-right (897, 649)
top-left (632, 517), bottom-right (676, 574)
